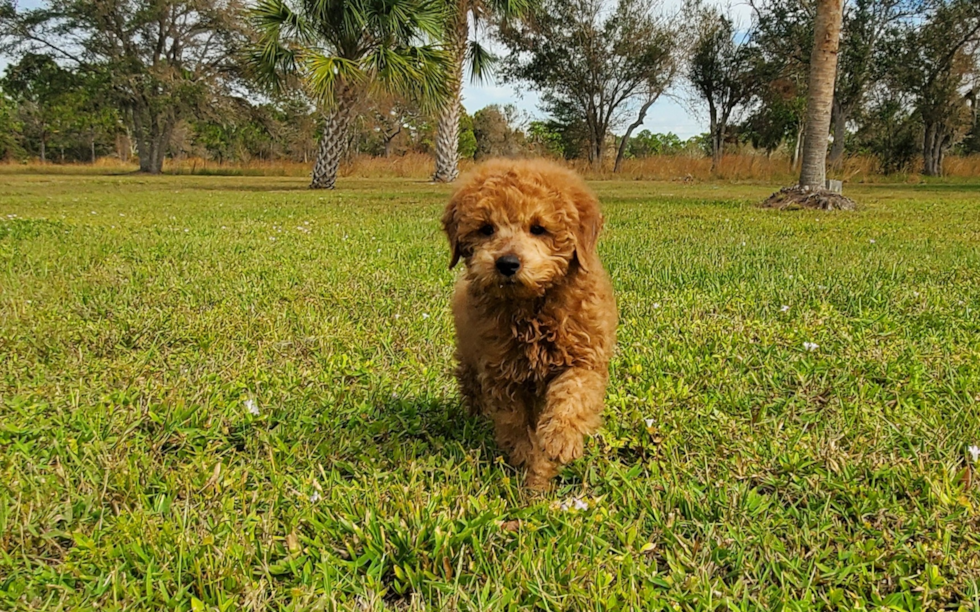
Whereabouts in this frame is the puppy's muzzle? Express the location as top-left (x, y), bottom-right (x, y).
top-left (495, 254), bottom-right (521, 277)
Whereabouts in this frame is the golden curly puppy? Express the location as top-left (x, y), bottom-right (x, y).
top-left (442, 159), bottom-right (617, 490)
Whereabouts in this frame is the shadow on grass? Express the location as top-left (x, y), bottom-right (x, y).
top-left (371, 394), bottom-right (493, 454)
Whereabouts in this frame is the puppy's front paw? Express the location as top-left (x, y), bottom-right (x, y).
top-left (525, 470), bottom-right (553, 491)
top-left (537, 422), bottom-right (585, 465)
top-left (525, 455), bottom-right (558, 491)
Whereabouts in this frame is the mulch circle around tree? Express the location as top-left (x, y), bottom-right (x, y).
top-left (760, 185), bottom-right (857, 211)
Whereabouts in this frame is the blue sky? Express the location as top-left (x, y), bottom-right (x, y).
top-left (2, 0), bottom-right (752, 139)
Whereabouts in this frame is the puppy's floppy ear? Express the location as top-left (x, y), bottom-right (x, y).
top-left (441, 193), bottom-right (463, 269)
top-left (571, 188), bottom-right (603, 272)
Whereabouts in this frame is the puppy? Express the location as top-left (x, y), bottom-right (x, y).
top-left (442, 159), bottom-right (617, 490)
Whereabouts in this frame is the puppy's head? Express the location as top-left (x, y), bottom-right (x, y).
top-left (442, 159), bottom-right (603, 299)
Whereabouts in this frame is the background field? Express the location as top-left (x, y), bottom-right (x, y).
top-left (1, 173), bottom-right (980, 611)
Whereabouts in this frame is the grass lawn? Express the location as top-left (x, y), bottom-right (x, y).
top-left (1, 173), bottom-right (980, 611)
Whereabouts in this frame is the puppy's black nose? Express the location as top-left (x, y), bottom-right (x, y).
top-left (495, 254), bottom-right (521, 277)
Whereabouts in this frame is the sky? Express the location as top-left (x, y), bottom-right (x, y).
top-left (2, 0), bottom-right (753, 139)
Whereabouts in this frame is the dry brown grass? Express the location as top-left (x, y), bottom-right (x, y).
top-left (3, 152), bottom-right (980, 182)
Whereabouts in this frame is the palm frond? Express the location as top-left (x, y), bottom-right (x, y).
top-left (371, 44), bottom-right (451, 111)
top-left (467, 40), bottom-right (497, 84)
top-left (305, 53), bottom-right (366, 104)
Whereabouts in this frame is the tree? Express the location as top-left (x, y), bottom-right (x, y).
top-left (747, 0), bottom-right (812, 168)
top-left (251, 0), bottom-right (449, 189)
top-left (688, 8), bottom-right (756, 172)
top-left (888, 0), bottom-right (980, 176)
top-left (0, 86), bottom-right (22, 160)
top-left (762, 0), bottom-right (856, 210)
top-left (430, 0), bottom-right (529, 183)
top-left (500, 0), bottom-right (680, 171)
top-left (0, 53), bottom-right (73, 163)
top-left (624, 130), bottom-right (683, 157)
top-left (1, 0), bottom-right (246, 173)
top-left (472, 104), bottom-right (524, 159)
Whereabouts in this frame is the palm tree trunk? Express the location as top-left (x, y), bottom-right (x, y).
top-left (432, 28), bottom-right (466, 183)
top-left (311, 90), bottom-right (355, 190)
top-left (799, 0), bottom-right (844, 189)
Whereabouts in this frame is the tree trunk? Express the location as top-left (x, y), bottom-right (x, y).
top-left (132, 105), bottom-right (174, 174)
top-left (383, 127), bottom-right (400, 158)
top-left (828, 100), bottom-right (847, 167)
top-left (433, 29), bottom-right (466, 183)
top-left (922, 119), bottom-right (946, 176)
top-left (614, 95), bottom-right (659, 173)
top-left (792, 121), bottom-right (805, 170)
top-left (91, 135), bottom-right (96, 163)
top-left (708, 104), bottom-right (722, 173)
top-left (711, 129), bottom-right (723, 173)
top-left (799, 0), bottom-right (844, 189)
top-left (39, 136), bottom-right (46, 164)
top-left (310, 90), bottom-right (355, 189)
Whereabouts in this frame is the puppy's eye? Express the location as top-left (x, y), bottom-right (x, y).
top-left (479, 224), bottom-right (495, 236)
top-left (530, 225), bottom-right (546, 236)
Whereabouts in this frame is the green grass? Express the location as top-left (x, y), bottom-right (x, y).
top-left (2, 173), bottom-right (980, 611)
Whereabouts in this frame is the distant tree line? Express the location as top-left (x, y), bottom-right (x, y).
top-left (1, 0), bottom-right (979, 184)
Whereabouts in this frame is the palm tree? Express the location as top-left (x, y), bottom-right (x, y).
top-left (252, 0), bottom-right (449, 189)
top-left (431, 0), bottom-right (529, 183)
top-left (763, 0), bottom-right (855, 210)
top-left (799, 0), bottom-right (844, 190)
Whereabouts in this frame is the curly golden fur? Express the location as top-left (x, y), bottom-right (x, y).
top-left (442, 159), bottom-right (617, 490)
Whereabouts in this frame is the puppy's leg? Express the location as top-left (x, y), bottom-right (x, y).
top-left (485, 384), bottom-right (535, 468)
top-left (528, 368), bottom-right (606, 487)
top-left (456, 361), bottom-right (484, 416)
top-left (491, 407), bottom-right (535, 467)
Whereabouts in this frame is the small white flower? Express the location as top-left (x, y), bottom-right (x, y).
top-left (869, 239), bottom-right (876, 244)
top-left (644, 418), bottom-right (655, 428)
top-left (913, 292), bottom-right (920, 297)
top-left (221, 226), bottom-right (227, 230)
top-left (558, 497), bottom-right (589, 511)
top-left (780, 305), bottom-right (791, 313)
top-left (270, 237), bottom-right (276, 241)
top-left (741, 242), bottom-right (746, 247)
top-left (309, 491), bottom-right (321, 503)
top-left (652, 303), bottom-right (661, 309)
top-left (391, 392), bottom-right (399, 400)
top-left (183, 228), bottom-right (189, 233)
top-left (26, 300), bottom-right (32, 304)
top-left (119, 213), bottom-right (125, 217)
top-left (803, 342), bottom-right (819, 352)
top-left (969, 445), bottom-right (980, 462)
top-left (422, 313), bottom-right (430, 319)
top-left (245, 399), bottom-right (259, 415)
top-left (90, 211), bottom-right (97, 215)
top-left (394, 313), bottom-right (400, 319)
